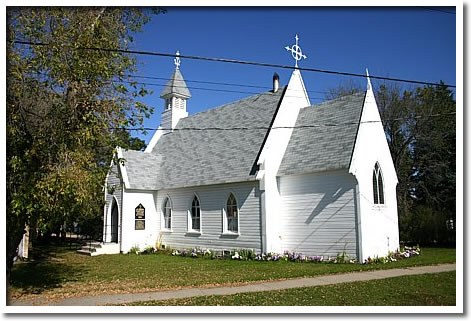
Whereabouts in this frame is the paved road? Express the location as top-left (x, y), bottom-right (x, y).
top-left (9, 263), bottom-right (456, 306)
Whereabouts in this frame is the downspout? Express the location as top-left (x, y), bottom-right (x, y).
top-left (119, 182), bottom-right (124, 253)
top-left (259, 186), bottom-right (267, 254)
top-left (256, 159), bottom-right (267, 254)
top-left (354, 183), bottom-right (363, 262)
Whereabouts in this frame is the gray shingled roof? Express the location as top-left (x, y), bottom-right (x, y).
top-left (160, 68), bottom-right (191, 99)
top-left (150, 88), bottom-right (285, 189)
top-left (277, 92), bottom-right (365, 177)
top-left (121, 150), bottom-right (162, 190)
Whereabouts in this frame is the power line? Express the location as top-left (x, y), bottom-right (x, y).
top-left (19, 69), bottom-right (362, 102)
top-left (110, 112), bottom-right (456, 131)
top-left (12, 40), bottom-right (456, 88)
top-left (116, 79), bottom-right (336, 101)
top-left (127, 74), bottom-right (329, 95)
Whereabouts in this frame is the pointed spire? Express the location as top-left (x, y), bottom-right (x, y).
top-left (160, 51), bottom-right (191, 99)
top-left (160, 68), bottom-right (191, 99)
top-left (160, 51), bottom-right (190, 132)
top-left (366, 68), bottom-right (372, 91)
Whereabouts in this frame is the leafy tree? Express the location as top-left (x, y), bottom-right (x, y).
top-left (115, 129), bottom-right (147, 151)
top-left (324, 78), bottom-right (363, 100)
top-left (7, 8), bottom-right (162, 286)
top-left (374, 84), bottom-right (418, 242)
top-left (409, 84), bottom-right (456, 244)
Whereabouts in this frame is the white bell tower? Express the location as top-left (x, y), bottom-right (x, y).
top-left (160, 51), bottom-right (191, 133)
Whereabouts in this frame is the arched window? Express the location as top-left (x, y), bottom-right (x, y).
top-left (226, 193), bottom-right (238, 233)
top-left (373, 163), bottom-right (385, 204)
top-left (163, 197), bottom-right (172, 229)
top-left (190, 195), bottom-right (201, 231)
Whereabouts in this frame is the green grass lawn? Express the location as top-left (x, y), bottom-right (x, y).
top-left (9, 244), bottom-right (455, 302)
top-left (128, 271), bottom-right (456, 306)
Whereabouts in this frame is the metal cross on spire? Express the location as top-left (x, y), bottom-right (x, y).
top-left (174, 50), bottom-right (181, 69)
top-left (285, 34), bottom-right (307, 68)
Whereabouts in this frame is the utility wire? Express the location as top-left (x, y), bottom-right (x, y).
top-left (12, 40), bottom-right (456, 88)
top-left (110, 112), bottom-right (456, 131)
top-left (116, 79), bottom-right (339, 101)
top-left (127, 74), bottom-right (329, 95)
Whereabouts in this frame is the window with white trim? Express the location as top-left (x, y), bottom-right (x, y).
top-left (190, 195), bottom-right (201, 231)
top-left (373, 163), bottom-right (385, 204)
top-left (163, 197), bottom-right (172, 229)
top-left (226, 193), bottom-right (238, 233)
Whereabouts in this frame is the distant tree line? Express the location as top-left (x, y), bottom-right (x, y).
top-left (327, 80), bottom-right (456, 246)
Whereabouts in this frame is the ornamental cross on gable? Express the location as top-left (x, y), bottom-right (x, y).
top-left (285, 34), bottom-right (307, 68)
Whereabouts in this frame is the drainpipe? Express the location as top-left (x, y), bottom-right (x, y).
top-left (354, 183), bottom-right (363, 262)
top-left (119, 184), bottom-right (124, 253)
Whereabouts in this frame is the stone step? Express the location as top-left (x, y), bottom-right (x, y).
top-left (76, 249), bottom-right (92, 256)
top-left (76, 242), bottom-right (120, 256)
top-left (80, 246), bottom-right (97, 252)
top-left (82, 242), bottom-right (102, 248)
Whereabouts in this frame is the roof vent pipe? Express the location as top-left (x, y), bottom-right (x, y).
top-left (273, 73), bottom-right (279, 93)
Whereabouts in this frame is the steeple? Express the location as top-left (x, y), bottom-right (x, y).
top-left (160, 51), bottom-right (191, 132)
top-left (284, 34), bottom-right (310, 107)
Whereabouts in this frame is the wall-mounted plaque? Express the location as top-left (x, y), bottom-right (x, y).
top-left (135, 204), bottom-right (145, 220)
top-left (135, 220), bottom-right (145, 230)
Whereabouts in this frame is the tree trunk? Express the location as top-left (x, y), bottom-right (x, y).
top-left (6, 224), bottom-right (26, 305)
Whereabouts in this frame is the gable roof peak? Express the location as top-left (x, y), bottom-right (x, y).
top-left (366, 68), bottom-right (372, 92)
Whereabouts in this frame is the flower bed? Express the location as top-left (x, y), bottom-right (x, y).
top-left (131, 244), bottom-right (421, 265)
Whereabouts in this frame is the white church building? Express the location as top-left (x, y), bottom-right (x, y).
top-left (100, 37), bottom-right (400, 262)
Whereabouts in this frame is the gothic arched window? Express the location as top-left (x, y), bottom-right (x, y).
top-left (190, 195), bottom-right (201, 231)
top-left (373, 163), bottom-right (385, 205)
top-left (163, 197), bottom-right (172, 229)
top-left (226, 193), bottom-right (238, 233)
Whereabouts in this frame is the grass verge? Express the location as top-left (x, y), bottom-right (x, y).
top-left (9, 244), bottom-right (455, 303)
top-left (126, 271), bottom-right (456, 306)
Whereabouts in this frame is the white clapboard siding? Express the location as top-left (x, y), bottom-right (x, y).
top-left (156, 181), bottom-right (262, 252)
top-left (279, 170), bottom-right (358, 258)
top-left (104, 163), bottom-right (123, 243)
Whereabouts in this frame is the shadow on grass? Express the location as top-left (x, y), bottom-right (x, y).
top-left (11, 261), bottom-right (85, 295)
top-left (11, 241), bottom-right (87, 296)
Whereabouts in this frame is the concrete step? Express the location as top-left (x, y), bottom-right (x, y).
top-left (80, 246), bottom-right (97, 252)
top-left (82, 242), bottom-right (102, 249)
top-left (76, 242), bottom-right (120, 256)
top-left (76, 249), bottom-right (92, 256)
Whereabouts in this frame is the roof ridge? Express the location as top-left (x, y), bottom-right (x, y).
top-left (309, 91), bottom-right (365, 109)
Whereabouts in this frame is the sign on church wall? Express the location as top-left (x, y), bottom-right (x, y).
top-left (135, 204), bottom-right (145, 230)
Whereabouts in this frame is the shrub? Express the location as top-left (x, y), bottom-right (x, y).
top-left (141, 245), bottom-right (155, 255)
top-left (129, 245), bottom-right (140, 255)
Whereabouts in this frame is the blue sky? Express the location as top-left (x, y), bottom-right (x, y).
top-left (128, 7), bottom-right (456, 145)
